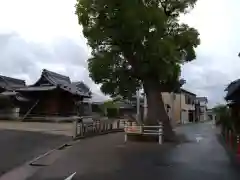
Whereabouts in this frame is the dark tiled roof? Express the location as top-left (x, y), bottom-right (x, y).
top-left (0, 75), bottom-right (25, 90)
top-left (0, 91), bottom-right (30, 102)
top-left (59, 83), bottom-right (91, 97)
top-left (72, 81), bottom-right (91, 97)
top-left (41, 69), bottom-right (71, 85)
top-left (17, 86), bottom-right (57, 91)
top-left (1, 91), bottom-right (18, 96)
top-left (225, 79), bottom-right (240, 100)
top-left (17, 84), bottom-right (91, 97)
top-left (30, 69), bottom-right (91, 97)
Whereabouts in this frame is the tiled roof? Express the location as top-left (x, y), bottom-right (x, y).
top-left (0, 75), bottom-right (26, 90)
top-left (225, 79), bottom-right (240, 100)
top-left (0, 91), bottom-right (30, 102)
top-left (41, 69), bottom-right (71, 85)
top-left (29, 69), bottom-right (91, 97)
top-left (72, 81), bottom-right (91, 97)
top-left (17, 86), bottom-right (57, 91)
top-left (59, 83), bottom-right (91, 97)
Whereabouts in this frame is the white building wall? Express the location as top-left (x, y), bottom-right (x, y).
top-left (199, 101), bottom-right (208, 122)
top-left (181, 110), bottom-right (189, 124)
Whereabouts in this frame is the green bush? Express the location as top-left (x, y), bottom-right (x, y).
top-left (107, 108), bottom-right (119, 118)
top-left (213, 105), bottom-right (234, 132)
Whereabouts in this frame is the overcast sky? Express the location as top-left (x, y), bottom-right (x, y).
top-left (0, 0), bottom-right (239, 106)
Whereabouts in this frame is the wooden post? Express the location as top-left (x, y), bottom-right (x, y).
top-left (229, 130), bottom-right (232, 148)
top-left (80, 123), bottom-right (83, 136)
top-left (124, 122), bottom-right (128, 143)
top-left (124, 133), bottom-right (127, 143)
top-left (158, 122), bottom-right (162, 144)
top-left (73, 120), bottom-right (77, 139)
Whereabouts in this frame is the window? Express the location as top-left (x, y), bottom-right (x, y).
top-left (200, 107), bottom-right (206, 113)
top-left (185, 95), bottom-right (192, 105)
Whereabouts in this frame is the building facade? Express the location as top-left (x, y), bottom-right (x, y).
top-left (162, 89), bottom-right (198, 125)
top-left (0, 75), bottom-right (26, 119)
top-left (196, 97), bottom-right (208, 122)
top-left (0, 69), bottom-right (91, 120)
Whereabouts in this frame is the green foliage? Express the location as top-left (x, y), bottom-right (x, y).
top-left (106, 108), bottom-right (119, 118)
top-left (76, 0), bottom-right (200, 98)
top-left (103, 100), bottom-right (119, 109)
top-left (99, 100), bottom-right (119, 117)
top-left (213, 104), bottom-right (233, 130)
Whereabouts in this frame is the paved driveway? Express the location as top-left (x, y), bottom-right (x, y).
top-left (0, 129), bottom-right (70, 176)
top-left (28, 122), bottom-right (240, 180)
top-left (0, 121), bottom-right (73, 136)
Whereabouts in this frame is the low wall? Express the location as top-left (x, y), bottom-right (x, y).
top-left (73, 119), bottom-right (125, 139)
top-left (0, 108), bottom-right (20, 120)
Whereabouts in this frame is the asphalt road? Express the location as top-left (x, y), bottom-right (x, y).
top-left (28, 122), bottom-right (240, 180)
top-left (0, 129), bottom-right (70, 176)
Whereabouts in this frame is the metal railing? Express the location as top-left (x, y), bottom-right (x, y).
top-left (124, 122), bottom-right (163, 144)
top-left (73, 117), bottom-right (124, 139)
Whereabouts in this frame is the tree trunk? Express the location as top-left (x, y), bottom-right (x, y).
top-left (143, 81), bottom-right (176, 142)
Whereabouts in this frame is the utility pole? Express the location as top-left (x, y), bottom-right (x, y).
top-left (136, 90), bottom-right (140, 123)
top-left (171, 92), bottom-right (175, 127)
top-left (180, 91), bottom-right (182, 124)
top-left (143, 93), bottom-right (147, 121)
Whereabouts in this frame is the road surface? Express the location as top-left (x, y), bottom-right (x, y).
top-left (26, 122), bottom-right (240, 180)
top-left (0, 129), bottom-right (70, 176)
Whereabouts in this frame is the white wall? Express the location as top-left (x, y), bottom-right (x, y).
top-left (181, 110), bottom-right (188, 124)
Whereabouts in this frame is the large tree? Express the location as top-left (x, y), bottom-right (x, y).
top-left (76, 0), bottom-right (200, 141)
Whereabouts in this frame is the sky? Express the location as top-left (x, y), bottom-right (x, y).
top-left (0, 0), bottom-right (239, 106)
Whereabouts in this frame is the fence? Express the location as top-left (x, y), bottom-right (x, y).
top-left (124, 122), bottom-right (163, 144)
top-left (73, 117), bottom-right (125, 139)
top-left (222, 127), bottom-right (240, 154)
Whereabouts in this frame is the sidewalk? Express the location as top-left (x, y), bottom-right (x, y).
top-left (28, 122), bottom-right (240, 180)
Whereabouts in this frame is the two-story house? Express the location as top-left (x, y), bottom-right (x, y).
top-left (161, 89), bottom-right (197, 125)
top-left (129, 89), bottom-right (200, 126)
top-left (196, 97), bottom-right (208, 121)
top-left (179, 89), bottom-right (197, 124)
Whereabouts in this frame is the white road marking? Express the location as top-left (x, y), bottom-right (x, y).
top-left (65, 172), bottom-right (76, 180)
top-left (195, 134), bottom-right (203, 143)
top-left (196, 137), bottom-right (203, 142)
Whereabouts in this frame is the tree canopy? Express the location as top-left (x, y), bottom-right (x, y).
top-left (76, 0), bottom-right (200, 98)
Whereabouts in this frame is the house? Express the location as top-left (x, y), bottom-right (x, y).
top-left (15, 69), bottom-right (91, 119)
top-left (196, 97), bottom-right (208, 121)
top-left (179, 89), bottom-right (198, 124)
top-left (225, 79), bottom-right (240, 124)
top-left (140, 88), bottom-right (198, 125)
top-left (162, 89), bottom-right (197, 125)
top-left (207, 109), bottom-right (217, 124)
top-left (0, 75), bottom-right (26, 119)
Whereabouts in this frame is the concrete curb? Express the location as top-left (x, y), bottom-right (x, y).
top-left (29, 143), bottom-right (70, 166)
top-left (0, 130), bottom-right (124, 180)
top-left (30, 129), bottom-right (124, 165)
